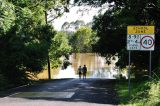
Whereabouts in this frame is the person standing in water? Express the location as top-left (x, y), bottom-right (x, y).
top-left (78, 66), bottom-right (82, 79)
top-left (82, 65), bottom-right (87, 79)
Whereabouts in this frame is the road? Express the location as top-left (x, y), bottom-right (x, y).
top-left (0, 79), bottom-right (119, 106)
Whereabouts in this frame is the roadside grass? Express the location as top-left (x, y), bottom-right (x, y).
top-left (116, 79), bottom-right (160, 106)
top-left (37, 69), bottom-right (59, 79)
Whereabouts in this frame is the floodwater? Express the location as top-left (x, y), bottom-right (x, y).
top-left (38, 53), bottom-right (118, 79)
top-left (55, 53), bottom-right (119, 79)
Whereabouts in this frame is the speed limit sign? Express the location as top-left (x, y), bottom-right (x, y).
top-left (140, 35), bottom-right (154, 50)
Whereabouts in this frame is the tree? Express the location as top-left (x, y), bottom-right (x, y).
top-left (44, 0), bottom-right (70, 79)
top-left (70, 26), bottom-right (98, 53)
top-left (49, 32), bottom-right (72, 69)
top-left (61, 22), bottom-right (70, 31)
top-left (61, 20), bottom-right (85, 32)
top-left (0, 0), bottom-right (69, 86)
top-left (74, 0), bottom-right (160, 78)
top-left (74, 20), bottom-right (85, 29)
top-left (0, 0), bottom-right (15, 33)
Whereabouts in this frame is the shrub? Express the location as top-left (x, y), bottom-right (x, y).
top-left (146, 81), bottom-right (160, 106)
top-left (0, 74), bottom-right (11, 90)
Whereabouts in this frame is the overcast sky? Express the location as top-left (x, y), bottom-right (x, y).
top-left (49, 2), bottom-right (108, 31)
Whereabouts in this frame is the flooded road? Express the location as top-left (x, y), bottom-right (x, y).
top-left (38, 53), bottom-right (118, 79)
top-left (55, 53), bottom-right (118, 79)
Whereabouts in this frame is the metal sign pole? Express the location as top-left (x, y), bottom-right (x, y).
top-left (149, 51), bottom-right (152, 80)
top-left (128, 51), bottom-right (131, 96)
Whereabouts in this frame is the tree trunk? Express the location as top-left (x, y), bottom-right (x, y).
top-left (47, 54), bottom-right (51, 79)
top-left (45, 2), bottom-right (51, 79)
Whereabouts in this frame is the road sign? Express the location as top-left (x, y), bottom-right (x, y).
top-left (127, 26), bottom-right (155, 51)
top-left (127, 35), bottom-right (155, 51)
top-left (127, 35), bottom-right (140, 50)
top-left (127, 26), bottom-right (154, 34)
top-left (127, 26), bottom-right (155, 96)
top-left (140, 35), bottom-right (154, 50)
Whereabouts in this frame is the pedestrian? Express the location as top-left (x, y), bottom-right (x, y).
top-left (78, 66), bottom-right (82, 79)
top-left (82, 65), bottom-right (87, 79)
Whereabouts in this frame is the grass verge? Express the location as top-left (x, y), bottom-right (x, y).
top-left (116, 79), bottom-right (160, 106)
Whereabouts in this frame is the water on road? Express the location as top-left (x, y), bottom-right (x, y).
top-left (54, 53), bottom-right (119, 79)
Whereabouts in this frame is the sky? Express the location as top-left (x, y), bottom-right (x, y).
top-left (49, 1), bottom-right (109, 31)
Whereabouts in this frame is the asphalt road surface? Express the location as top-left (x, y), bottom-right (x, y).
top-left (0, 78), bottom-right (119, 106)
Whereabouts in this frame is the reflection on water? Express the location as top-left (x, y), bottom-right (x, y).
top-left (55, 53), bottom-right (118, 79)
top-left (55, 66), bottom-right (77, 79)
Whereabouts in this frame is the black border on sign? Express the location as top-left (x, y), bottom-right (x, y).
top-left (140, 35), bottom-right (154, 49)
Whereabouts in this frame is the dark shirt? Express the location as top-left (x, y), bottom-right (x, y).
top-left (83, 66), bottom-right (87, 73)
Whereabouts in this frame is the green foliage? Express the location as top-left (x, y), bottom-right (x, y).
top-left (0, 0), bottom-right (69, 88)
top-left (147, 82), bottom-right (160, 106)
top-left (50, 32), bottom-right (72, 68)
top-left (158, 0), bottom-right (160, 8)
top-left (0, 0), bottom-right (15, 32)
top-left (92, 10), bottom-right (127, 56)
top-left (91, 0), bottom-right (160, 78)
top-left (0, 24), bottom-right (56, 85)
top-left (70, 26), bottom-right (98, 53)
top-left (62, 59), bottom-right (71, 69)
top-left (117, 79), bottom-right (160, 106)
top-left (152, 67), bottom-right (160, 81)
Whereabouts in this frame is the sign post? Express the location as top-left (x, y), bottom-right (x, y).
top-left (127, 26), bottom-right (155, 96)
top-left (128, 51), bottom-right (131, 96)
top-left (149, 51), bottom-right (152, 79)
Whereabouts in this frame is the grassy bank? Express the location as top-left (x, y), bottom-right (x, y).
top-left (116, 79), bottom-right (160, 106)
